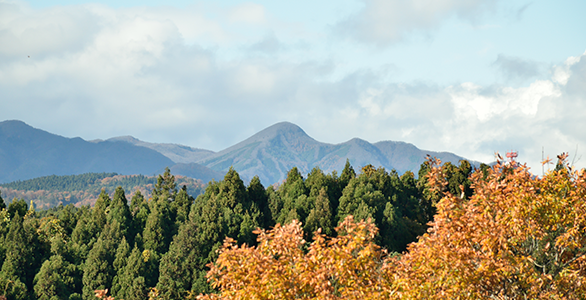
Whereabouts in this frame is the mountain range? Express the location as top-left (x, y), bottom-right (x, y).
top-left (0, 120), bottom-right (477, 184)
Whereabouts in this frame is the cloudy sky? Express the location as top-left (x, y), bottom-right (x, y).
top-left (1, 0), bottom-right (585, 173)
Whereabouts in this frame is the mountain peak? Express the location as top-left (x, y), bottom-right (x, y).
top-left (254, 121), bottom-right (307, 138)
top-left (235, 122), bottom-right (315, 145)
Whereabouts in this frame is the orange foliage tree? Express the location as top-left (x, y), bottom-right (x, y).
top-left (392, 155), bottom-right (586, 299)
top-left (197, 216), bottom-right (394, 300)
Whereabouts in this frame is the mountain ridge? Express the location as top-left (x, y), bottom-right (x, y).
top-left (0, 120), bottom-right (481, 185)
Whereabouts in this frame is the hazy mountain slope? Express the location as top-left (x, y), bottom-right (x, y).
top-left (0, 120), bottom-right (174, 183)
top-left (105, 135), bottom-right (215, 163)
top-left (169, 163), bottom-right (226, 184)
top-left (196, 122), bottom-right (476, 184)
top-left (373, 141), bottom-right (469, 174)
top-left (196, 122), bottom-right (332, 184)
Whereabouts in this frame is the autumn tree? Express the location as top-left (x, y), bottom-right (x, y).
top-left (392, 156), bottom-right (586, 298)
top-left (199, 216), bottom-right (393, 300)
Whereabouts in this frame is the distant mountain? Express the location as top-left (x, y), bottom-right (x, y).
top-left (169, 163), bottom-right (225, 184)
top-left (0, 120), bottom-right (480, 186)
top-left (104, 135), bottom-right (214, 163)
top-left (194, 122), bottom-right (476, 184)
top-left (0, 120), bottom-right (174, 183)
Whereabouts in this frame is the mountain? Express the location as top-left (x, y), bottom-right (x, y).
top-left (0, 120), bottom-right (480, 186)
top-left (0, 120), bottom-right (175, 183)
top-left (194, 122), bottom-right (476, 184)
top-left (104, 135), bottom-right (214, 163)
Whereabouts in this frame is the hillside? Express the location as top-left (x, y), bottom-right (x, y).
top-left (0, 172), bottom-right (205, 209)
top-left (104, 135), bottom-right (215, 163)
top-left (0, 120), bottom-right (175, 183)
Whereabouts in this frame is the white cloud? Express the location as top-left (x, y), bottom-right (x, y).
top-left (335, 0), bottom-right (497, 46)
top-left (227, 3), bottom-right (267, 25)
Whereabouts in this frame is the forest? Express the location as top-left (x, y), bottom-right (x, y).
top-left (0, 173), bottom-right (206, 209)
top-left (2, 156), bottom-right (585, 299)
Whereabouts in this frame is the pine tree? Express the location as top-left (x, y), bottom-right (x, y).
top-left (304, 187), bottom-right (334, 236)
top-left (0, 191), bottom-right (5, 210)
top-left (0, 214), bottom-right (31, 300)
top-left (111, 237), bottom-right (130, 298)
top-left (114, 245), bottom-right (150, 300)
top-left (33, 250), bottom-right (80, 300)
top-left (129, 191), bottom-right (149, 246)
top-left (153, 167), bottom-right (177, 201)
top-left (107, 187), bottom-right (132, 242)
top-left (81, 222), bottom-right (119, 300)
top-left (142, 198), bottom-right (173, 255)
top-left (339, 159), bottom-right (356, 190)
top-left (157, 217), bottom-right (204, 298)
top-left (247, 176), bottom-right (271, 229)
top-left (172, 187), bottom-right (192, 228)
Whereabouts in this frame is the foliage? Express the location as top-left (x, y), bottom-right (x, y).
top-left (199, 216), bottom-right (393, 300)
top-left (392, 156), bottom-right (586, 298)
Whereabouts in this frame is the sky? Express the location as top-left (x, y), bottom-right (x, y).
top-left (1, 0), bottom-right (585, 173)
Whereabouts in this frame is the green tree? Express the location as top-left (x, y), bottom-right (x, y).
top-left (188, 168), bottom-right (261, 293)
top-left (33, 239), bottom-right (81, 300)
top-left (81, 222), bottom-right (120, 300)
top-left (0, 191), bottom-right (6, 210)
top-left (153, 167), bottom-right (177, 201)
top-left (113, 245), bottom-right (150, 300)
top-left (110, 237), bottom-right (130, 298)
top-left (129, 191), bottom-right (149, 246)
top-left (7, 198), bottom-right (27, 219)
top-left (107, 187), bottom-right (132, 242)
top-left (304, 187), bottom-right (334, 236)
top-left (156, 214), bottom-right (205, 298)
top-left (142, 197), bottom-right (173, 255)
top-left (247, 176), bottom-right (270, 229)
top-left (172, 187), bottom-right (193, 228)
top-left (272, 167), bottom-right (308, 225)
top-left (339, 159), bottom-right (356, 190)
top-left (0, 214), bottom-right (32, 300)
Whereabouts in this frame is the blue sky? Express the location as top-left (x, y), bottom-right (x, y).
top-left (1, 0), bottom-right (585, 172)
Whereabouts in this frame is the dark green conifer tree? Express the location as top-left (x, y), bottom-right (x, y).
top-left (92, 190), bottom-right (111, 233)
top-left (188, 168), bottom-right (261, 292)
top-left (0, 214), bottom-right (31, 300)
top-left (272, 167), bottom-right (308, 225)
top-left (339, 159), bottom-right (356, 191)
top-left (33, 237), bottom-right (81, 300)
top-left (153, 167), bottom-right (177, 201)
top-left (114, 245), bottom-right (150, 300)
top-left (111, 237), bottom-right (130, 297)
top-left (142, 197), bottom-right (173, 255)
top-left (7, 198), bottom-right (27, 219)
top-left (107, 187), bottom-right (132, 242)
top-left (81, 222), bottom-right (120, 300)
top-left (247, 176), bottom-right (270, 229)
top-left (172, 187), bottom-right (193, 227)
top-left (304, 187), bottom-right (334, 236)
top-left (156, 211), bottom-right (205, 298)
top-left (129, 191), bottom-right (149, 246)
top-left (0, 191), bottom-right (5, 210)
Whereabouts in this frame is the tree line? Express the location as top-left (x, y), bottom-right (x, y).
top-left (0, 173), bottom-right (206, 209)
top-left (0, 160), bottom-right (476, 299)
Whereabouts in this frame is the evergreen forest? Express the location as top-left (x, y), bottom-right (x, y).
top-left (0, 160), bottom-right (477, 300)
top-left (0, 173), bottom-right (206, 209)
